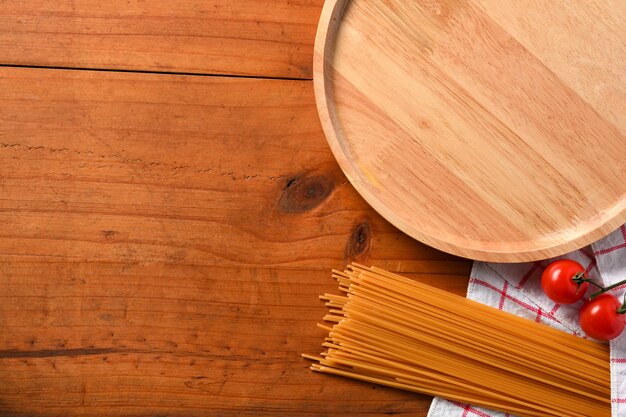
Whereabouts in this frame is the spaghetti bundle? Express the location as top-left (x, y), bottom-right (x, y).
top-left (303, 264), bottom-right (610, 417)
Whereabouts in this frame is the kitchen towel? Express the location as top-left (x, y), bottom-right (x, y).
top-left (427, 223), bottom-right (626, 417)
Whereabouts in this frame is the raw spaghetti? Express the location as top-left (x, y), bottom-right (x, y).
top-left (303, 263), bottom-right (610, 417)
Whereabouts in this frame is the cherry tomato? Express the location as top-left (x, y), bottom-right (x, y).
top-left (541, 260), bottom-right (588, 304)
top-left (579, 293), bottom-right (625, 340)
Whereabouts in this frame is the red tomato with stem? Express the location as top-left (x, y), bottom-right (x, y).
top-left (579, 293), bottom-right (625, 341)
top-left (541, 260), bottom-right (589, 304)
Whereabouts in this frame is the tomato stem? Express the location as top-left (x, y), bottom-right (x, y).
top-left (589, 278), bottom-right (626, 300)
top-left (586, 281), bottom-right (604, 291)
top-left (572, 272), bottom-right (603, 291)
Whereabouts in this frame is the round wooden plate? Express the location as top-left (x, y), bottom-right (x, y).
top-left (314, 0), bottom-right (626, 262)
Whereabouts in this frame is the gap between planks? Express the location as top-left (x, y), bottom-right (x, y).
top-left (0, 63), bottom-right (313, 82)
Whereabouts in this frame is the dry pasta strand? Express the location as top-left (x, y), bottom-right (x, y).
top-left (303, 264), bottom-right (610, 417)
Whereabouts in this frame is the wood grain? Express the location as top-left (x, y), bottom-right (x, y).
top-left (314, 0), bottom-right (626, 262)
top-left (0, 67), bottom-right (469, 273)
top-left (0, 262), bottom-right (469, 417)
top-left (0, 0), bottom-right (323, 78)
top-left (0, 67), bottom-right (471, 416)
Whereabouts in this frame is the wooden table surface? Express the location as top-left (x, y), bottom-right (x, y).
top-left (0, 2), bottom-right (472, 415)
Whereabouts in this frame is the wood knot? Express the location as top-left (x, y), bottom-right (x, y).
top-left (345, 222), bottom-right (372, 261)
top-left (102, 230), bottom-right (116, 239)
top-left (278, 175), bottom-right (334, 213)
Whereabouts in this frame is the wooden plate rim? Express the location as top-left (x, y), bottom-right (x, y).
top-left (313, 0), bottom-right (626, 262)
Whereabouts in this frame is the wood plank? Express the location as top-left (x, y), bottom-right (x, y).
top-left (0, 67), bottom-right (470, 274)
top-left (0, 262), bottom-right (469, 417)
top-left (0, 67), bottom-right (471, 415)
top-left (0, 0), bottom-right (323, 78)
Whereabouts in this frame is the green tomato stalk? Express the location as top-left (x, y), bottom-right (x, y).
top-left (571, 273), bottom-right (626, 312)
top-left (571, 272), bottom-right (604, 292)
top-left (572, 272), bottom-right (626, 314)
top-left (589, 279), bottom-right (626, 300)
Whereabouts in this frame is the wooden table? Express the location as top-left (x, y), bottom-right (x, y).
top-left (0, 2), bottom-right (471, 415)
